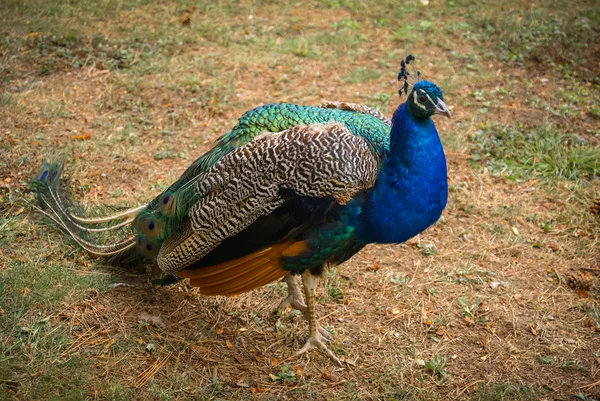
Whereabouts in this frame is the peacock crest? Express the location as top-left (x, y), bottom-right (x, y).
top-left (397, 54), bottom-right (422, 97)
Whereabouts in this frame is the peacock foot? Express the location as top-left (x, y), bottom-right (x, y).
top-left (281, 300), bottom-right (333, 340)
top-left (278, 292), bottom-right (307, 313)
top-left (316, 324), bottom-right (334, 341)
top-left (282, 300), bottom-right (333, 340)
top-left (295, 333), bottom-right (342, 367)
top-left (278, 275), bottom-right (334, 340)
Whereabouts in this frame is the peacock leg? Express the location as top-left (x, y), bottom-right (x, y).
top-left (278, 274), bottom-right (306, 311)
top-left (279, 274), bottom-right (332, 340)
top-left (294, 270), bottom-right (342, 366)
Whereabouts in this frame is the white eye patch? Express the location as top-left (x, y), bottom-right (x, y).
top-left (412, 91), bottom-right (427, 110)
top-left (413, 90), bottom-right (435, 111)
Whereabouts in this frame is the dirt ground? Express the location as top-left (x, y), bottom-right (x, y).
top-left (0, 0), bottom-right (599, 400)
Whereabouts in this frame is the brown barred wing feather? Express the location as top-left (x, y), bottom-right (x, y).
top-left (157, 122), bottom-right (379, 274)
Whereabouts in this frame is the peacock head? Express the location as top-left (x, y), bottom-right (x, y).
top-left (397, 55), bottom-right (451, 120)
top-left (407, 81), bottom-right (451, 120)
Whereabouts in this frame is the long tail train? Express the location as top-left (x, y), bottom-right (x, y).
top-left (30, 160), bottom-right (147, 269)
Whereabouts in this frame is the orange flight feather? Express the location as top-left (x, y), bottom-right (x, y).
top-left (177, 240), bottom-right (307, 296)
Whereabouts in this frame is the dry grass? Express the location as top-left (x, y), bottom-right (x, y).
top-left (1, 0), bottom-right (599, 400)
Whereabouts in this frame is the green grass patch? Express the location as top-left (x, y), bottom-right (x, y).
top-left (473, 7), bottom-right (597, 62)
top-left (345, 66), bottom-right (381, 84)
top-left (590, 303), bottom-right (600, 331)
top-left (424, 354), bottom-right (448, 381)
top-left (0, 257), bottom-right (111, 399)
top-left (0, 94), bottom-right (14, 108)
top-left (6, 32), bottom-right (176, 78)
top-left (471, 122), bottom-right (599, 180)
top-left (0, 216), bottom-right (112, 399)
top-left (469, 383), bottom-right (540, 401)
top-left (367, 92), bottom-right (393, 112)
top-left (460, 0), bottom-right (599, 78)
top-left (0, 257), bottom-right (111, 327)
top-left (368, 362), bottom-right (439, 401)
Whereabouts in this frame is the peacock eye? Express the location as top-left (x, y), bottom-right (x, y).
top-left (418, 95), bottom-right (427, 104)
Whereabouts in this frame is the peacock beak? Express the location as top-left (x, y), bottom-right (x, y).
top-left (434, 99), bottom-right (452, 119)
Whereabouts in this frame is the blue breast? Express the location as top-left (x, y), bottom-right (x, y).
top-left (356, 103), bottom-right (448, 244)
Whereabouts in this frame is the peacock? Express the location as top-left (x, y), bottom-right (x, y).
top-left (31, 55), bottom-right (451, 365)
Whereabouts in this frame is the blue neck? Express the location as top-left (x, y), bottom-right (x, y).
top-left (355, 103), bottom-right (448, 243)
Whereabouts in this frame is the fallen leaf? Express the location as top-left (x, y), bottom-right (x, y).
top-left (215, 328), bottom-right (223, 335)
top-left (367, 261), bottom-right (380, 272)
top-left (180, 13), bottom-right (191, 26)
top-left (271, 358), bottom-right (278, 366)
top-left (70, 132), bottom-right (92, 141)
top-left (576, 289), bottom-right (590, 298)
top-left (321, 371), bottom-right (337, 382)
top-left (235, 379), bottom-right (249, 388)
top-left (58, 312), bottom-right (70, 320)
top-left (295, 366), bottom-right (302, 377)
top-left (225, 340), bottom-right (233, 349)
top-left (138, 313), bottom-right (166, 328)
top-left (136, 337), bottom-right (145, 345)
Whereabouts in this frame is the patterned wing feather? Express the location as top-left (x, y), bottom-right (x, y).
top-left (151, 103), bottom-right (389, 206)
top-left (157, 122), bottom-right (379, 272)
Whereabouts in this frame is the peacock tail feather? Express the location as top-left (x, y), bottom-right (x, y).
top-left (30, 160), bottom-right (144, 267)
